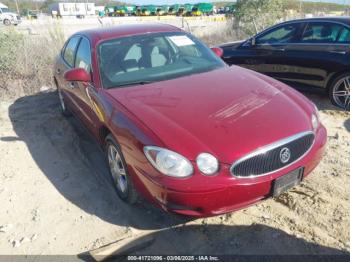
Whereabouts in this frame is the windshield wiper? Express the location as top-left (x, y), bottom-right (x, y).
top-left (114, 80), bottom-right (154, 88)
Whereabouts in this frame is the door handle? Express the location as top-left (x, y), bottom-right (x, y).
top-left (330, 50), bottom-right (346, 55)
top-left (275, 48), bottom-right (285, 51)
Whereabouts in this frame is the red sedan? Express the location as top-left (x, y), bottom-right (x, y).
top-left (54, 24), bottom-right (327, 217)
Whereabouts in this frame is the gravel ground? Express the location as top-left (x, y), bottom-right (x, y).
top-left (0, 89), bottom-right (349, 256)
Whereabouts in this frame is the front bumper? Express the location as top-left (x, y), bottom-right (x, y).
top-left (12, 18), bottom-right (21, 25)
top-left (132, 125), bottom-right (327, 217)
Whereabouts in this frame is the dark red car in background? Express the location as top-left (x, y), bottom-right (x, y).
top-left (54, 24), bottom-right (327, 217)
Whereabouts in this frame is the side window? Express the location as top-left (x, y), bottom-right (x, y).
top-left (337, 27), bottom-right (350, 43)
top-left (256, 24), bottom-right (300, 44)
top-left (300, 23), bottom-right (342, 43)
top-left (75, 38), bottom-right (91, 72)
top-left (63, 36), bottom-right (80, 67)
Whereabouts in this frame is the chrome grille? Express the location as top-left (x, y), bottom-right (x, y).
top-left (231, 131), bottom-right (315, 177)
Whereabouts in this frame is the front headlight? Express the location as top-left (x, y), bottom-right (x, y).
top-left (196, 153), bottom-right (219, 175)
top-left (144, 146), bottom-right (193, 178)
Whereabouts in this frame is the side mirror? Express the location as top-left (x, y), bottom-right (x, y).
top-left (64, 68), bottom-right (91, 83)
top-left (250, 37), bottom-right (256, 46)
top-left (211, 47), bottom-right (223, 58)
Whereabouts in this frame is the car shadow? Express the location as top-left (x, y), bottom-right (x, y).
top-left (7, 91), bottom-right (193, 230)
top-left (295, 88), bottom-right (333, 111)
top-left (79, 224), bottom-right (349, 259)
top-left (297, 88), bottom-right (350, 133)
top-left (294, 87), bottom-right (349, 114)
top-left (344, 119), bottom-right (350, 133)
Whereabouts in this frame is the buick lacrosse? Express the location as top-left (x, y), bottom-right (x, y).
top-left (54, 24), bottom-right (327, 217)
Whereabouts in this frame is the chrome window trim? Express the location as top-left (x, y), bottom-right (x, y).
top-left (256, 42), bottom-right (350, 47)
top-left (230, 131), bottom-right (315, 178)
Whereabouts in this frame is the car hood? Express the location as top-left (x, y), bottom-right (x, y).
top-left (106, 66), bottom-right (313, 164)
top-left (4, 12), bottom-right (17, 16)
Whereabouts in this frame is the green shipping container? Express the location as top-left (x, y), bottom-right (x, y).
top-left (168, 4), bottom-right (183, 15)
top-left (141, 5), bottom-right (157, 15)
top-left (183, 3), bottom-right (194, 15)
top-left (192, 3), bottom-right (214, 15)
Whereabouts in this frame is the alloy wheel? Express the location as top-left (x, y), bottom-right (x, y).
top-left (107, 144), bottom-right (128, 194)
top-left (333, 76), bottom-right (350, 110)
top-left (3, 19), bottom-right (11, 26)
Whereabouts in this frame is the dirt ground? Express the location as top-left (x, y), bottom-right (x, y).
top-left (0, 89), bottom-right (349, 256)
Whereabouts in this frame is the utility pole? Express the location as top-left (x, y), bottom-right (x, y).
top-left (14, 0), bottom-right (19, 14)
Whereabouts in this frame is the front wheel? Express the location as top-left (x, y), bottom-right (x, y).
top-left (105, 134), bottom-right (138, 204)
top-left (3, 19), bottom-right (11, 26)
top-left (329, 73), bottom-right (350, 110)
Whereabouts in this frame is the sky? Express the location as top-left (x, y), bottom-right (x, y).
top-left (30, 0), bottom-right (350, 5)
top-left (120, 0), bottom-right (350, 5)
top-left (122, 0), bottom-right (233, 4)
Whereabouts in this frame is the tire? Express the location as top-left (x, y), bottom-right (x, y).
top-left (328, 73), bottom-right (350, 110)
top-left (57, 89), bottom-right (71, 116)
top-left (105, 134), bottom-right (138, 204)
top-left (3, 19), bottom-right (11, 26)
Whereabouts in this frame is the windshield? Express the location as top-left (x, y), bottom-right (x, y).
top-left (1, 8), bottom-right (11, 13)
top-left (98, 32), bottom-right (225, 89)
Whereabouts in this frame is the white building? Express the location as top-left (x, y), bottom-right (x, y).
top-left (49, 2), bottom-right (95, 17)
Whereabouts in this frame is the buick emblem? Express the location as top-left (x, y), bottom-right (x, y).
top-left (280, 147), bottom-right (291, 163)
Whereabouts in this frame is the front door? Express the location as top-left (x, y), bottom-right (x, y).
top-left (246, 22), bottom-right (304, 80)
top-left (57, 36), bottom-right (81, 115)
top-left (71, 36), bottom-right (100, 136)
top-left (279, 21), bottom-right (350, 89)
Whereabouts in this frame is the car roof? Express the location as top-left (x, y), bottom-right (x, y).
top-left (280, 16), bottom-right (350, 26)
top-left (76, 23), bottom-right (183, 44)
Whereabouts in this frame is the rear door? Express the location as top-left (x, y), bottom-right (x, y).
top-left (227, 23), bottom-right (303, 76)
top-left (280, 21), bottom-right (350, 89)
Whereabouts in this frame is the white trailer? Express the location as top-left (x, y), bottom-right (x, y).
top-left (49, 2), bottom-right (95, 18)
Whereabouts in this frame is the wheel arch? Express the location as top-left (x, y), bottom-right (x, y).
top-left (326, 70), bottom-right (350, 91)
top-left (53, 76), bottom-right (59, 88)
top-left (99, 125), bottom-right (112, 146)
